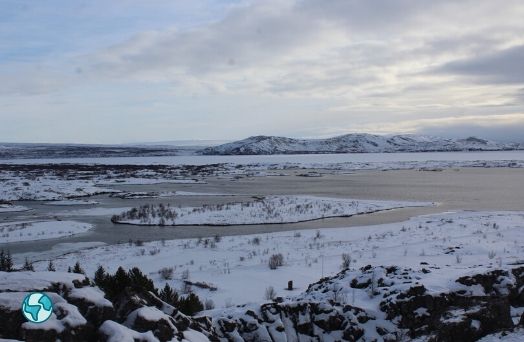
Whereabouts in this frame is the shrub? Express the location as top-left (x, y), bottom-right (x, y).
top-left (341, 253), bottom-right (352, 270)
top-left (204, 299), bottom-right (215, 310)
top-left (0, 249), bottom-right (13, 272)
top-left (47, 260), bottom-right (56, 272)
top-left (159, 267), bottom-right (174, 280)
top-left (268, 253), bottom-right (284, 270)
top-left (265, 286), bottom-right (277, 300)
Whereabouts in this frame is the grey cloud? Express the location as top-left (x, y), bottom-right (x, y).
top-left (437, 45), bottom-right (524, 84)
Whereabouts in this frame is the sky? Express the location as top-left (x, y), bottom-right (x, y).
top-left (1, 0), bottom-right (524, 144)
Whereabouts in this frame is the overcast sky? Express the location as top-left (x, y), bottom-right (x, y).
top-left (1, 0), bottom-right (524, 143)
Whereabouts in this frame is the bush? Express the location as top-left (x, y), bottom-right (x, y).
top-left (0, 249), bottom-right (13, 272)
top-left (47, 260), bottom-right (56, 272)
top-left (204, 299), bottom-right (215, 310)
top-left (341, 253), bottom-right (352, 270)
top-left (265, 286), bottom-right (277, 300)
top-left (268, 253), bottom-right (284, 270)
top-left (159, 267), bottom-right (174, 280)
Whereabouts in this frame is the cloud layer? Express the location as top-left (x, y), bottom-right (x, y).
top-left (1, 0), bottom-right (524, 143)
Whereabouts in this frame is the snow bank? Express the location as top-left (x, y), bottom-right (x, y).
top-left (113, 195), bottom-right (432, 226)
top-left (0, 220), bottom-right (93, 243)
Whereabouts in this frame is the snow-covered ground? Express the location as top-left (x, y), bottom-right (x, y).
top-left (112, 195), bottom-right (432, 226)
top-left (479, 329), bottom-right (524, 341)
top-left (0, 203), bottom-right (30, 212)
top-left (96, 178), bottom-right (205, 185)
top-left (0, 220), bottom-right (93, 243)
top-left (30, 211), bottom-right (524, 312)
top-left (44, 199), bottom-right (99, 206)
top-left (0, 176), bottom-right (119, 201)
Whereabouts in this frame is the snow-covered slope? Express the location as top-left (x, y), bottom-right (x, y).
top-left (201, 134), bottom-right (523, 155)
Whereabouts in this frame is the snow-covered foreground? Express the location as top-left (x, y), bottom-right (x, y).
top-left (0, 220), bottom-right (93, 243)
top-left (112, 195), bottom-right (431, 226)
top-left (32, 211), bottom-right (524, 310)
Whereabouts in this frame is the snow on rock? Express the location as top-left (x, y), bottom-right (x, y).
top-left (112, 195), bottom-right (431, 226)
top-left (479, 329), bottom-right (524, 341)
top-left (0, 220), bottom-right (93, 243)
top-left (99, 320), bottom-right (159, 342)
top-left (0, 271), bottom-right (86, 292)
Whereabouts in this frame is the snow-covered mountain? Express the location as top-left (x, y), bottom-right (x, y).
top-left (201, 134), bottom-right (523, 155)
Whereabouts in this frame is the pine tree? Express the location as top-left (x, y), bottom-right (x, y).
top-left (67, 266), bottom-right (72, 273)
top-left (178, 293), bottom-right (204, 316)
top-left (47, 260), bottom-right (56, 272)
top-left (159, 283), bottom-right (179, 306)
top-left (72, 261), bottom-right (85, 274)
top-left (22, 258), bottom-right (34, 271)
top-left (128, 267), bottom-right (155, 294)
top-left (4, 250), bottom-right (13, 272)
top-left (94, 265), bottom-right (106, 286)
top-left (0, 249), bottom-right (5, 271)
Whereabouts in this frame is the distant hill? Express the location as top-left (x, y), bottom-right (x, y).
top-left (201, 134), bottom-right (524, 155)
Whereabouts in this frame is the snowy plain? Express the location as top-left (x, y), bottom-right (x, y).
top-left (31, 210), bottom-right (524, 318)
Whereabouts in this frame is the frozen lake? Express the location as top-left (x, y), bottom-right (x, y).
top-left (2, 150), bottom-right (524, 165)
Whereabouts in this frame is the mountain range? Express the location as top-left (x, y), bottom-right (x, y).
top-left (201, 134), bottom-right (524, 155)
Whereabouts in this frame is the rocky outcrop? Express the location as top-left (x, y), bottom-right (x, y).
top-left (2, 266), bottom-right (524, 341)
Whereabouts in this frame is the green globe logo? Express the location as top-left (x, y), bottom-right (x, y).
top-left (22, 292), bottom-right (53, 323)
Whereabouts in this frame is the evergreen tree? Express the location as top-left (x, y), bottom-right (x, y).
top-left (22, 258), bottom-right (34, 271)
top-left (47, 260), bottom-right (56, 272)
top-left (67, 266), bottom-right (72, 273)
top-left (72, 261), bottom-right (85, 274)
top-left (93, 265), bottom-right (107, 286)
top-left (159, 283), bottom-right (179, 306)
top-left (0, 249), bottom-right (5, 271)
top-left (178, 293), bottom-right (204, 316)
top-left (128, 267), bottom-right (156, 294)
top-left (4, 250), bottom-right (13, 272)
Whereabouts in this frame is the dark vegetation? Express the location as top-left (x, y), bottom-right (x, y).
top-left (93, 265), bottom-right (204, 316)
